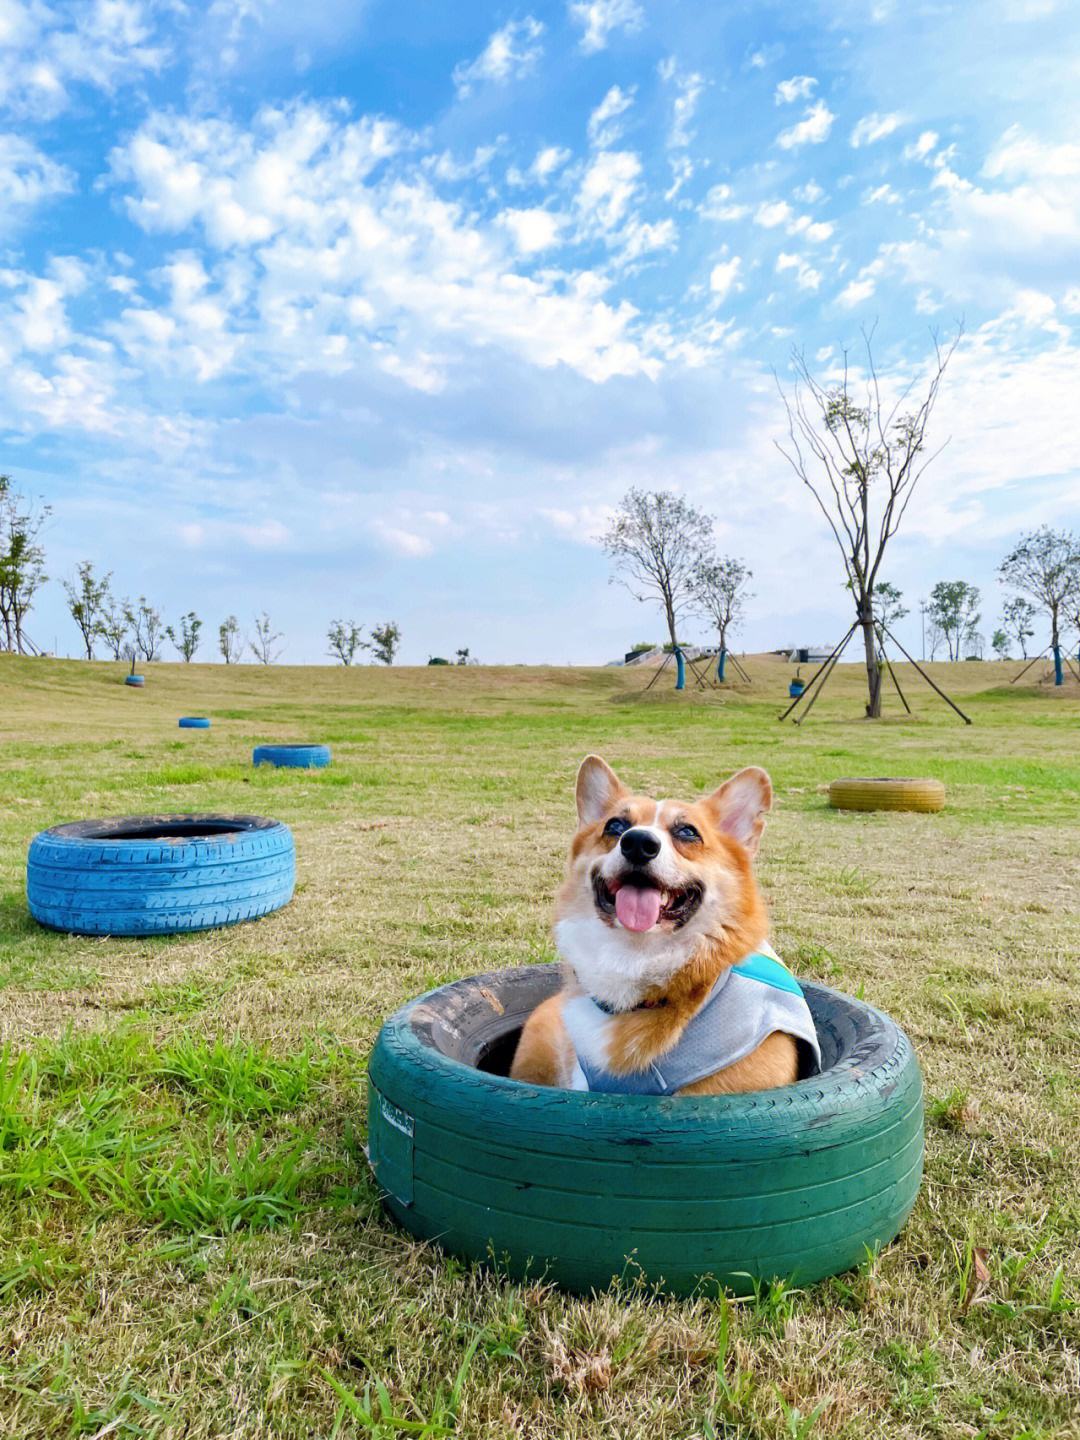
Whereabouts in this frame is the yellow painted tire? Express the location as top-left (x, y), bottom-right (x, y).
top-left (828, 778), bottom-right (945, 813)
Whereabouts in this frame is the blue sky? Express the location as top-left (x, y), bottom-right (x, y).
top-left (3, 0), bottom-right (1079, 663)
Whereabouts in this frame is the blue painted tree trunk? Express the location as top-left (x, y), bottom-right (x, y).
top-left (1053, 645), bottom-right (1064, 685)
top-left (717, 648), bottom-right (727, 682)
top-left (675, 648), bottom-right (685, 690)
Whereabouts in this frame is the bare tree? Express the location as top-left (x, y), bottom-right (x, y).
top-left (602, 488), bottom-right (713, 687)
top-left (998, 526), bottom-right (1080, 685)
top-left (124, 596), bottom-right (165, 662)
top-left (166, 611), bottom-right (202, 662)
top-left (368, 621), bottom-right (401, 665)
top-left (0, 475), bottom-right (50, 653)
top-left (219, 615), bottom-right (243, 664)
top-left (63, 561), bottom-right (112, 660)
top-left (250, 612), bottom-right (284, 665)
top-left (691, 553), bottom-right (752, 677)
top-left (1001, 596), bottom-right (1037, 660)
top-left (775, 328), bottom-right (960, 716)
top-left (328, 619), bottom-right (364, 665)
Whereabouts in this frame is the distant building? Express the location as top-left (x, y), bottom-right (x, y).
top-left (787, 645), bottom-right (833, 664)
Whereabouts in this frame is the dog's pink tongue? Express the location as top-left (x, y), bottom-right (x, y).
top-left (615, 885), bottom-right (662, 932)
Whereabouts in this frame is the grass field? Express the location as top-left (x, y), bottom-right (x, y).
top-left (1, 652), bottom-right (1078, 1440)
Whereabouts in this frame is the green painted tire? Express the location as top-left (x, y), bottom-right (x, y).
top-left (367, 965), bottom-right (924, 1297)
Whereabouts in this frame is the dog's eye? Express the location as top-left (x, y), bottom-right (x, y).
top-left (673, 823), bottom-right (702, 843)
top-left (603, 817), bottom-right (629, 837)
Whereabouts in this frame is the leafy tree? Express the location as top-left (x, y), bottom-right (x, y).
top-left (991, 629), bottom-right (1010, 660)
top-left (1001, 596), bottom-right (1037, 660)
top-left (166, 612), bottom-right (202, 662)
top-left (602, 489), bottom-right (713, 687)
top-left (368, 621), bottom-right (401, 665)
top-left (775, 328), bottom-right (960, 717)
top-left (98, 598), bottom-right (131, 660)
top-left (692, 554), bottom-right (753, 657)
top-left (927, 581), bottom-right (980, 662)
top-left (124, 596), bottom-right (165, 662)
top-left (0, 474), bottom-right (50, 653)
top-left (250, 612), bottom-right (284, 665)
top-left (328, 620), bottom-right (365, 665)
top-left (455, 647), bottom-right (472, 665)
top-left (998, 527), bottom-right (1080, 684)
top-left (871, 581), bottom-right (908, 630)
top-left (219, 615), bottom-right (243, 664)
top-left (63, 561), bottom-right (112, 660)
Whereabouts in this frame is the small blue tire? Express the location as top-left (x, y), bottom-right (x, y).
top-left (789, 682), bottom-right (806, 698)
top-left (253, 744), bottom-right (331, 769)
top-left (27, 814), bottom-right (295, 937)
top-left (125, 675), bottom-right (145, 687)
top-left (179, 717), bottom-right (211, 729)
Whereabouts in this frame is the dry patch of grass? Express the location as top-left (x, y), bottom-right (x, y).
top-left (0, 654), bottom-right (1078, 1438)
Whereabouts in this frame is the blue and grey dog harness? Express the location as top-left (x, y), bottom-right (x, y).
top-left (564, 948), bottom-right (821, 1094)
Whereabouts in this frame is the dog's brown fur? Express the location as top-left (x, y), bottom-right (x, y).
top-left (510, 757), bottom-right (798, 1094)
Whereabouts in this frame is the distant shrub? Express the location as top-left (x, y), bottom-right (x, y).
top-left (428, 656), bottom-right (450, 665)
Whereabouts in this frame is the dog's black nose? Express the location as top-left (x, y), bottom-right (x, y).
top-left (620, 828), bottom-right (661, 866)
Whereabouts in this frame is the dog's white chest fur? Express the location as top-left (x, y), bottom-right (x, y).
top-left (554, 914), bottom-right (699, 1013)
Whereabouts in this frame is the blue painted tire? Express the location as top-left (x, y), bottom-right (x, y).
top-left (253, 744), bottom-right (331, 769)
top-left (125, 675), bottom-right (145, 687)
top-left (179, 717), bottom-right (211, 729)
top-left (27, 814), bottom-right (295, 937)
top-left (789, 682), bottom-right (806, 698)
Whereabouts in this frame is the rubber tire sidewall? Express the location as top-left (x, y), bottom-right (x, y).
top-left (368, 970), bottom-right (924, 1297)
top-left (252, 745), bottom-right (331, 769)
top-left (829, 778), bottom-right (945, 813)
top-left (27, 816), bottom-right (295, 936)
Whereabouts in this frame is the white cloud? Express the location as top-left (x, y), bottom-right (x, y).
top-left (754, 201), bottom-right (833, 242)
top-left (569, 0), bottom-right (644, 53)
top-left (864, 183), bottom-right (901, 204)
top-left (838, 277), bottom-right (877, 306)
top-left (452, 17), bottom-right (544, 98)
top-left (776, 101), bottom-right (835, 150)
top-left (774, 75), bottom-right (816, 105)
top-left (0, 133), bottom-right (75, 222)
top-left (709, 255), bottom-right (741, 300)
top-left (701, 184), bottom-right (749, 222)
top-left (376, 524), bottom-right (435, 557)
top-left (532, 145), bottom-right (570, 180)
top-left (659, 58), bottom-right (704, 149)
top-left (588, 84), bottom-right (634, 148)
top-left (850, 112), bottom-right (904, 147)
top-left (886, 126), bottom-right (1080, 308)
top-left (539, 503), bottom-right (614, 541)
top-left (775, 252), bottom-right (822, 291)
top-left (498, 207), bottom-right (563, 254)
top-left (754, 200), bottom-right (792, 228)
top-left (0, 0), bottom-right (167, 118)
top-left (793, 180), bottom-right (825, 203)
top-left (576, 149), bottom-right (642, 232)
top-left (904, 130), bottom-right (939, 161)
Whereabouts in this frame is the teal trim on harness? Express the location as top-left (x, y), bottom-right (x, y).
top-left (732, 951), bottom-right (804, 995)
top-left (566, 945), bottom-right (822, 1095)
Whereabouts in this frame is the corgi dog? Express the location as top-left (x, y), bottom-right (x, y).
top-left (510, 756), bottom-right (820, 1095)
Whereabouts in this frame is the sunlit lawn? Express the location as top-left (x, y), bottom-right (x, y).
top-left (0, 652), bottom-right (1077, 1438)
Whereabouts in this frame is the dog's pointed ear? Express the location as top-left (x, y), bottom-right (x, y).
top-left (576, 755), bottom-right (628, 826)
top-left (702, 767), bottom-right (773, 856)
